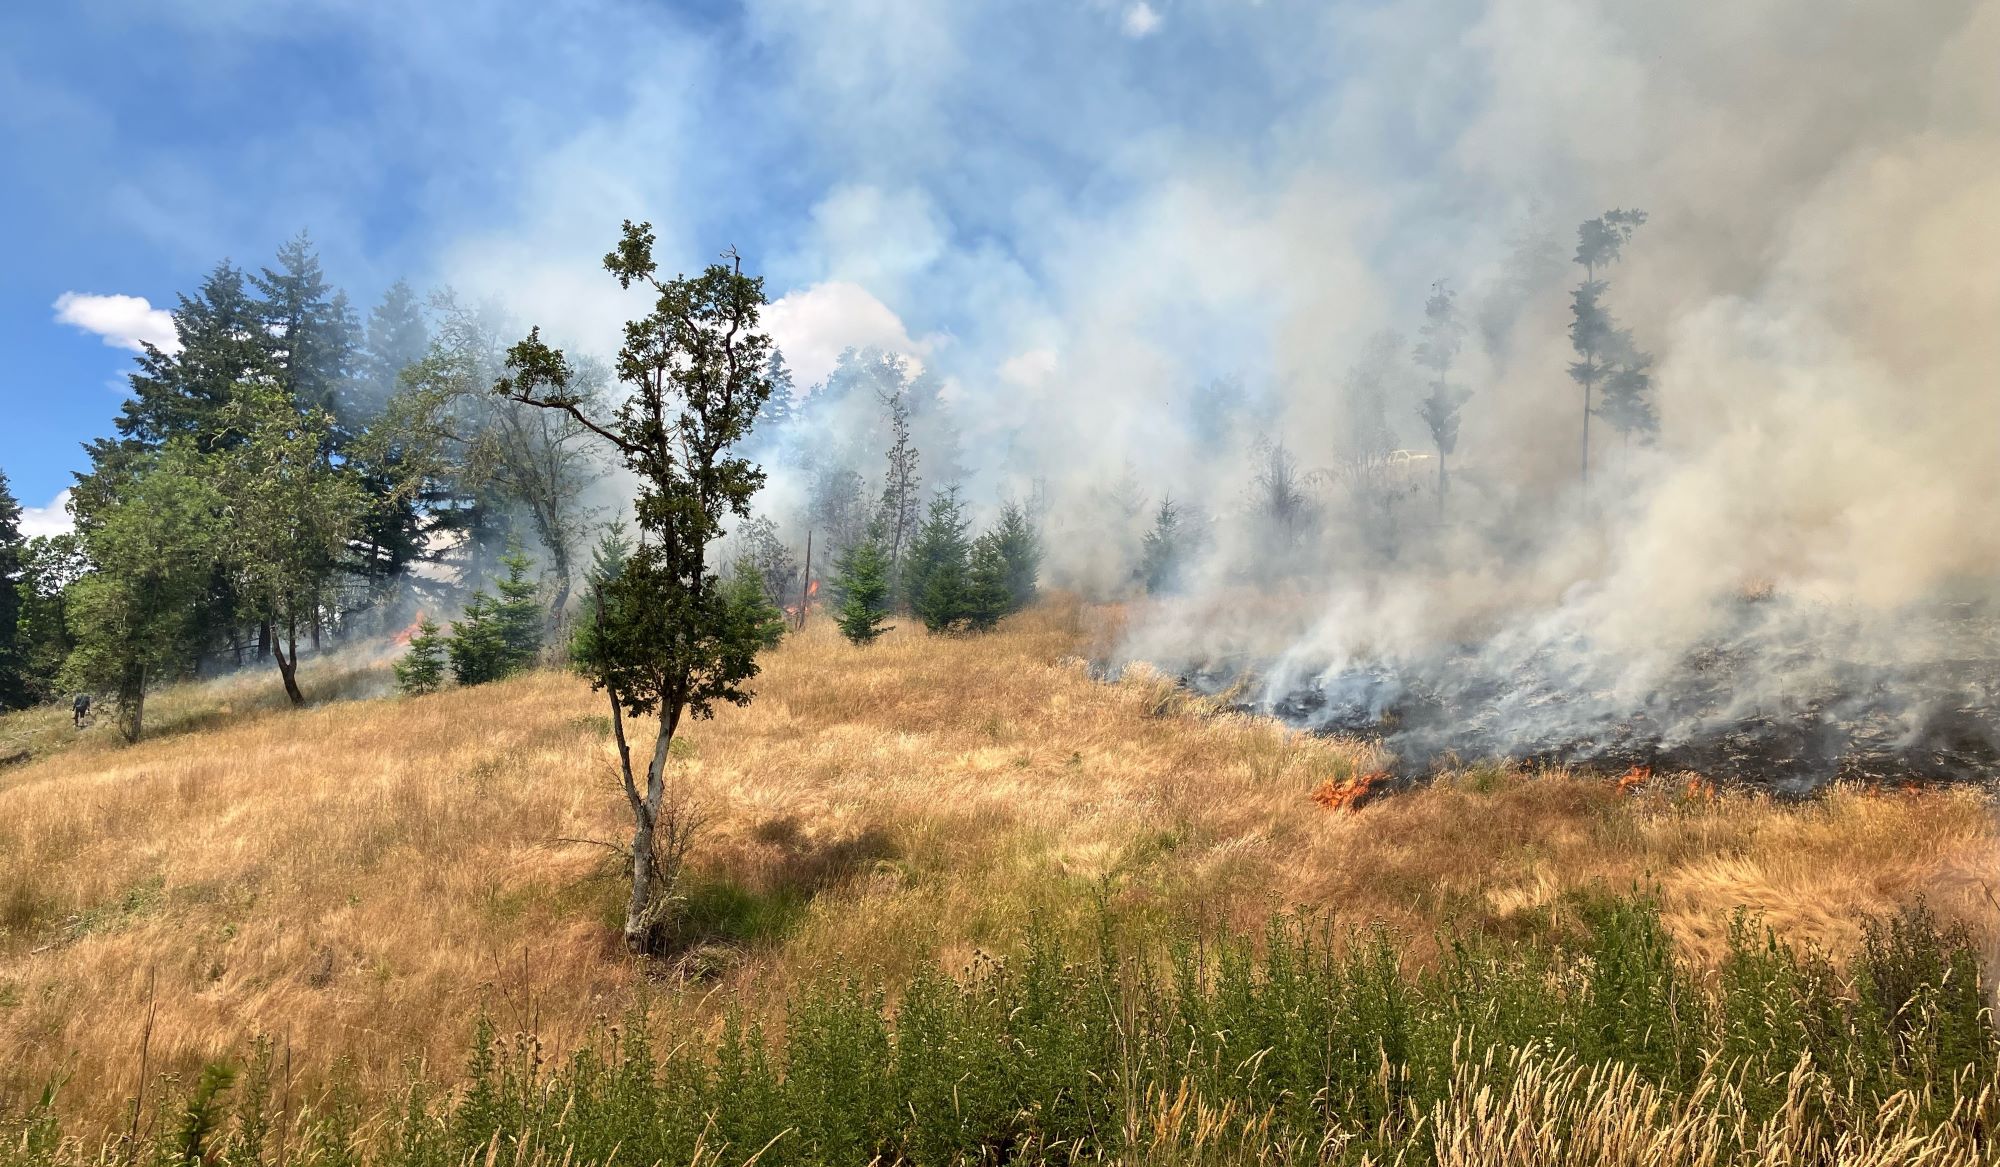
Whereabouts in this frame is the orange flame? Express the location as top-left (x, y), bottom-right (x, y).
top-left (1684, 776), bottom-right (1717, 802)
top-left (1311, 769), bottom-right (1386, 813)
top-left (391, 611), bottom-right (427, 646)
top-left (807, 578), bottom-right (820, 598)
top-left (1615, 765), bottom-right (1650, 796)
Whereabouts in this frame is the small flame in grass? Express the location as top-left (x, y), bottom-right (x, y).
top-left (807, 578), bottom-right (820, 598)
top-left (1311, 769), bottom-right (1386, 813)
top-left (1684, 776), bottom-right (1718, 802)
top-left (391, 611), bottom-right (427, 646)
top-left (1615, 765), bottom-right (1651, 796)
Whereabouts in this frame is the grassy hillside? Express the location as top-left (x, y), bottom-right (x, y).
top-left (2, 599), bottom-right (1997, 1162)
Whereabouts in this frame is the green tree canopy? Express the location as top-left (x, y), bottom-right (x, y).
top-left (496, 222), bottom-right (775, 954)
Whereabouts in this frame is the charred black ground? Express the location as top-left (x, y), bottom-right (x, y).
top-left (1176, 601), bottom-right (2000, 794)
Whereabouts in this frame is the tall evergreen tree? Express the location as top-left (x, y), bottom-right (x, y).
top-left (831, 531), bottom-right (891, 646)
top-left (1597, 337), bottom-right (1659, 444)
top-left (1569, 209), bottom-right (1648, 489)
top-left (346, 281), bottom-right (435, 605)
top-left (756, 348), bottom-right (797, 434)
top-left (106, 261), bottom-right (273, 454)
top-left (906, 488), bottom-right (972, 633)
top-left (876, 386), bottom-right (922, 603)
top-left (353, 279), bottom-right (431, 423)
top-left (251, 231), bottom-right (358, 427)
top-left (1413, 281), bottom-right (1470, 519)
top-left (0, 470), bottom-right (24, 709)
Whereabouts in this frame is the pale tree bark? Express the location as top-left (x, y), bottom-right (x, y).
top-left (271, 611), bottom-right (306, 707)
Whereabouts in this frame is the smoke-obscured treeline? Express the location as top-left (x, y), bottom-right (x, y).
top-left (0, 198), bottom-right (1656, 725)
top-left (0, 231), bottom-right (1067, 737)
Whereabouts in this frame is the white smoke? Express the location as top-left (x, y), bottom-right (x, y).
top-left (421, 0), bottom-right (2000, 775)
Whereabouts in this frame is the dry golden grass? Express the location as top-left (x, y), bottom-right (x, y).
top-left (2, 595), bottom-right (1996, 1130)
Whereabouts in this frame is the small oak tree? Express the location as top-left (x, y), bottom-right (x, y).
top-left (495, 222), bottom-right (775, 955)
top-left (217, 387), bottom-right (365, 706)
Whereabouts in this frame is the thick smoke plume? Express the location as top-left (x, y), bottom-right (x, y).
top-left (454, 0), bottom-right (2000, 785)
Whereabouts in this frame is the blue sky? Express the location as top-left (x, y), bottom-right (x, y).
top-left (4, 0), bottom-right (1456, 532)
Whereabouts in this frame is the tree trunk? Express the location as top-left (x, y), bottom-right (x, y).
top-left (118, 663), bottom-right (147, 743)
top-left (257, 621), bottom-right (271, 661)
top-left (546, 574), bottom-right (572, 642)
top-left (1580, 377), bottom-right (1592, 492)
top-left (623, 707), bottom-right (681, 953)
top-left (1579, 260), bottom-right (1595, 494)
top-left (273, 617), bottom-right (306, 707)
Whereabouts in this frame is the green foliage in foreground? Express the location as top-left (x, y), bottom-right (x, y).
top-left (5, 897), bottom-right (1995, 1167)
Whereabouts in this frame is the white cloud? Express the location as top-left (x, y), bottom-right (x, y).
top-left (19, 489), bottom-right (74, 538)
top-left (762, 281), bottom-right (929, 388)
top-left (1120, 2), bottom-right (1161, 38)
top-left (52, 292), bottom-right (179, 354)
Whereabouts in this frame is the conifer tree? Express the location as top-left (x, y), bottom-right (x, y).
top-left (756, 349), bottom-right (797, 434)
top-left (394, 619), bottom-right (447, 696)
top-left (252, 231), bottom-right (358, 427)
top-left (1140, 497), bottom-right (1185, 594)
top-left (907, 488), bottom-right (972, 633)
top-left (492, 540), bottom-right (545, 671)
top-left (447, 592), bottom-right (510, 686)
top-left (963, 533), bottom-right (1012, 632)
top-left (831, 533), bottom-right (891, 645)
top-left (567, 526), bottom-right (626, 668)
top-left (876, 387), bottom-right (922, 602)
top-left (1569, 209), bottom-right (1648, 488)
top-left (724, 560), bottom-right (787, 651)
top-left (106, 262), bottom-right (274, 454)
top-left (352, 279), bottom-right (430, 425)
top-left (0, 469), bottom-right (24, 709)
top-left (1413, 281), bottom-right (1470, 519)
top-left (1597, 343), bottom-right (1659, 443)
top-left (992, 501), bottom-right (1041, 613)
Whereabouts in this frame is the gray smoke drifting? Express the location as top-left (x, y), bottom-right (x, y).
top-left (446, 0), bottom-right (2000, 783)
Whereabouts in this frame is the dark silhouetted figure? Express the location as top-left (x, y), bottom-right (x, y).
top-left (72, 692), bottom-right (91, 729)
